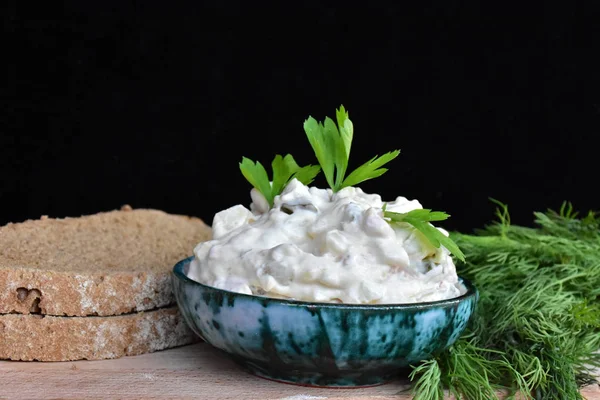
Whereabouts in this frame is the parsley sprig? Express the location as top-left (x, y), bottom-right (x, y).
top-left (383, 207), bottom-right (466, 261)
top-left (303, 105), bottom-right (400, 192)
top-left (239, 155), bottom-right (320, 207)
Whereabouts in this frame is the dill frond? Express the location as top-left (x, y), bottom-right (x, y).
top-left (410, 359), bottom-right (444, 400)
top-left (411, 202), bottom-right (600, 399)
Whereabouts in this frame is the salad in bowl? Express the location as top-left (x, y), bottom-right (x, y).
top-left (173, 106), bottom-right (477, 387)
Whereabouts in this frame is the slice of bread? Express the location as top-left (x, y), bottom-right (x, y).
top-left (0, 306), bottom-right (198, 361)
top-left (0, 207), bottom-right (212, 317)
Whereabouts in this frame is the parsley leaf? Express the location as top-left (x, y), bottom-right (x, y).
top-left (239, 157), bottom-right (272, 204)
top-left (341, 150), bottom-right (401, 189)
top-left (384, 208), bottom-right (466, 261)
top-left (239, 155), bottom-right (320, 207)
top-left (303, 105), bottom-right (400, 192)
top-left (303, 117), bottom-right (337, 189)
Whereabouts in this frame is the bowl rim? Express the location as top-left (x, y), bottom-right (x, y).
top-left (172, 256), bottom-right (478, 310)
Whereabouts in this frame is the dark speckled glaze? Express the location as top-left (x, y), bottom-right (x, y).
top-left (172, 256), bottom-right (478, 387)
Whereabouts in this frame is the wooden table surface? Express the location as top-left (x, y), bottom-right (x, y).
top-left (1, 343), bottom-right (598, 400)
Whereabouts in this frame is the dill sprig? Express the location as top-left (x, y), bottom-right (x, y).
top-left (410, 201), bottom-right (600, 400)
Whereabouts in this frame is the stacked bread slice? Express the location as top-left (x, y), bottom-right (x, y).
top-left (0, 206), bottom-right (211, 361)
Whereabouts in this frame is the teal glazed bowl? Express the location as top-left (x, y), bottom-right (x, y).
top-left (172, 256), bottom-right (478, 387)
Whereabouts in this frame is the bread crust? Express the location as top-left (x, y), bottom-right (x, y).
top-left (0, 307), bottom-right (199, 361)
top-left (0, 268), bottom-right (175, 316)
top-left (0, 208), bottom-right (212, 316)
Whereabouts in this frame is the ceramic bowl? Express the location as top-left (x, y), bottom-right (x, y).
top-left (172, 256), bottom-right (478, 387)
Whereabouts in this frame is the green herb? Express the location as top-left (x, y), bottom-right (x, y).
top-left (383, 207), bottom-right (466, 262)
top-left (303, 106), bottom-right (463, 261)
top-left (409, 359), bottom-right (444, 400)
top-left (303, 105), bottom-right (400, 192)
top-left (240, 106), bottom-right (463, 261)
top-left (410, 201), bottom-right (600, 399)
top-left (239, 155), bottom-right (320, 207)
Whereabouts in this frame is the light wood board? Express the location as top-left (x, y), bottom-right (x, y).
top-left (0, 343), bottom-right (598, 399)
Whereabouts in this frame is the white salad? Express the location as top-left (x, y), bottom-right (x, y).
top-left (187, 106), bottom-right (466, 304)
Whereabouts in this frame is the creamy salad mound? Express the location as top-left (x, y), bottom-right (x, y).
top-left (187, 179), bottom-right (466, 304)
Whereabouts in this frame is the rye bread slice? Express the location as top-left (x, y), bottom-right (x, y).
top-left (0, 207), bottom-right (211, 317)
top-left (0, 306), bottom-right (198, 361)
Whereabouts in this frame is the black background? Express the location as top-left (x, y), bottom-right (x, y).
top-left (3, 2), bottom-right (599, 232)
